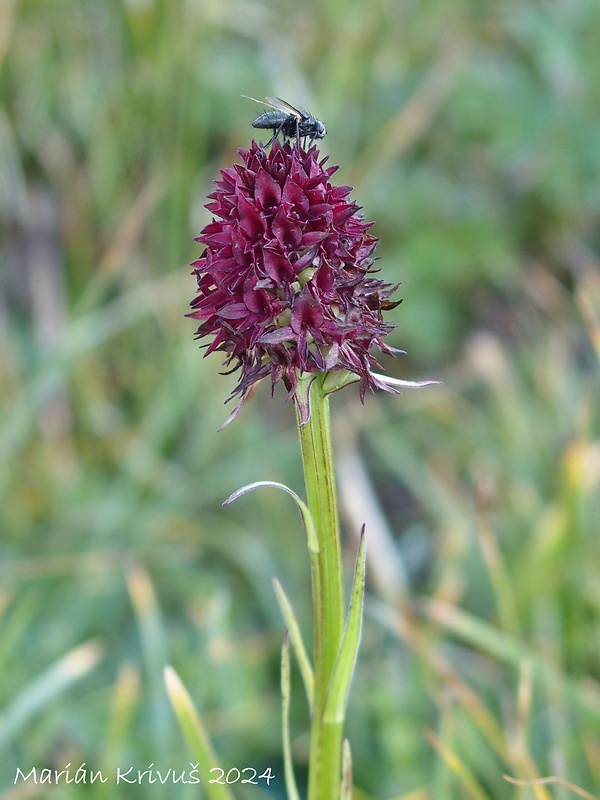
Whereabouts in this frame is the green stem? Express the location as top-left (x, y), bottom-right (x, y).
top-left (296, 374), bottom-right (345, 800)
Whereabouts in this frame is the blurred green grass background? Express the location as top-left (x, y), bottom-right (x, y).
top-left (1, 0), bottom-right (600, 797)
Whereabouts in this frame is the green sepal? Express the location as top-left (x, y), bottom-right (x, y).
top-left (321, 369), bottom-right (359, 395)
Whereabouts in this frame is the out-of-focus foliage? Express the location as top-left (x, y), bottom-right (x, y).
top-left (1, 0), bottom-right (599, 797)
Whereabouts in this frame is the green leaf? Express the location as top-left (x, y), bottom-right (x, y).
top-left (323, 530), bottom-right (366, 725)
top-left (273, 578), bottom-right (314, 710)
top-left (281, 632), bottom-right (302, 800)
top-left (164, 666), bottom-right (235, 800)
top-left (224, 480), bottom-right (319, 555)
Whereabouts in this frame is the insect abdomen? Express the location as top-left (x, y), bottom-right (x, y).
top-left (252, 111), bottom-right (288, 129)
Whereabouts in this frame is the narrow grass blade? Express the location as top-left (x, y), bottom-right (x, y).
top-left (164, 666), bottom-right (235, 800)
top-left (426, 728), bottom-right (491, 800)
top-left (504, 774), bottom-right (599, 800)
top-left (273, 578), bottom-right (314, 710)
top-left (224, 480), bottom-right (319, 554)
top-left (368, 598), bottom-right (508, 761)
top-left (0, 640), bottom-right (103, 749)
top-left (341, 738), bottom-right (353, 800)
top-left (575, 266), bottom-right (600, 364)
top-left (127, 565), bottom-right (171, 756)
top-left (100, 664), bottom-right (141, 779)
top-left (281, 632), bottom-right (301, 800)
top-left (422, 597), bottom-right (600, 714)
top-left (323, 529), bottom-right (366, 725)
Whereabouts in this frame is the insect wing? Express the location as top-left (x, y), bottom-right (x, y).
top-left (242, 95), bottom-right (300, 115)
top-left (264, 96), bottom-right (304, 120)
top-left (242, 94), bottom-right (272, 108)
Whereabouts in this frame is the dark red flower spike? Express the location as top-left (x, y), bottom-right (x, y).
top-left (189, 140), bottom-right (404, 422)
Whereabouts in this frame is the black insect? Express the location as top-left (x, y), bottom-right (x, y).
top-left (243, 96), bottom-right (327, 147)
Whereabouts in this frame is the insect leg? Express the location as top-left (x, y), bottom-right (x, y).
top-left (266, 119), bottom-right (286, 147)
top-left (295, 118), bottom-right (307, 151)
top-left (274, 120), bottom-right (286, 143)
